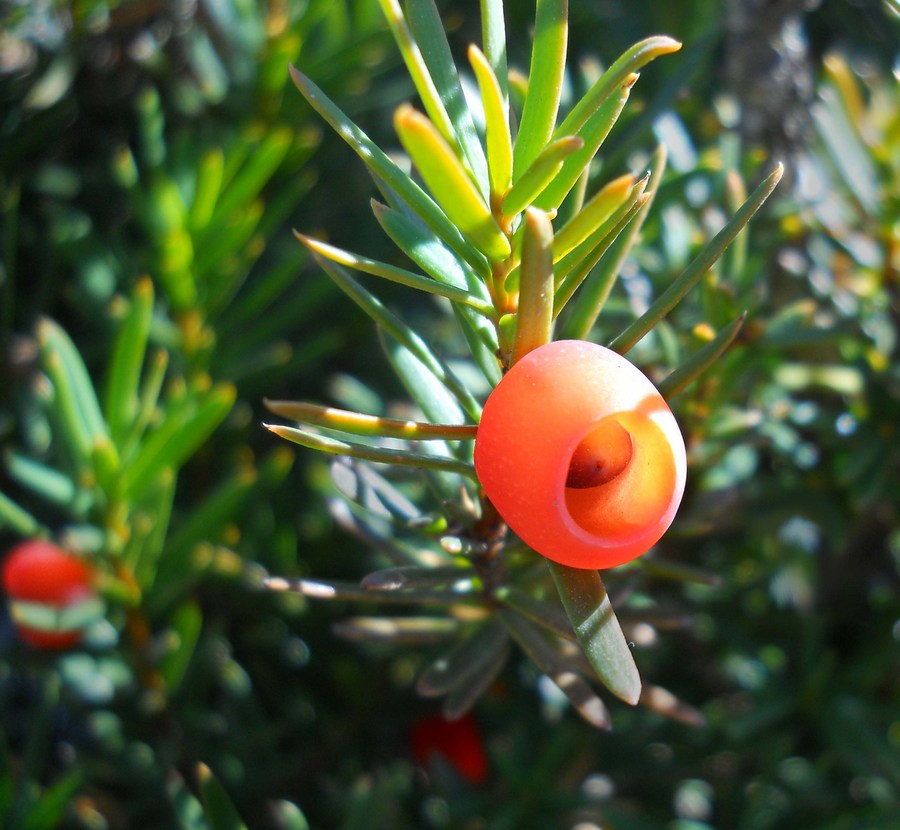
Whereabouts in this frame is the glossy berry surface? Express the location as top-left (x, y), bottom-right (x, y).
top-left (474, 340), bottom-right (687, 569)
top-left (3, 540), bottom-right (94, 649)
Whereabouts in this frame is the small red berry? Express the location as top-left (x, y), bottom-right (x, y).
top-left (410, 712), bottom-right (489, 784)
top-left (474, 340), bottom-right (687, 569)
top-left (3, 540), bottom-right (97, 649)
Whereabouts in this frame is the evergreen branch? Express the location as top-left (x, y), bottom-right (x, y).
top-left (536, 74), bottom-right (637, 209)
top-left (514, 0), bottom-right (568, 176)
top-left (265, 424), bottom-right (477, 478)
top-left (500, 607), bottom-right (613, 729)
top-left (288, 65), bottom-right (490, 278)
top-left (658, 314), bottom-right (747, 397)
top-left (313, 255), bottom-right (484, 422)
top-left (554, 36), bottom-right (681, 139)
top-left (393, 104), bottom-right (510, 260)
top-left (552, 190), bottom-right (649, 316)
top-left (405, 0), bottom-right (490, 197)
top-left (502, 136), bottom-right (583, 218)
top-left (561, 143), bottom-right (667, 340)
top-left (511, 208), bottom-right (555, 366)
top-left (295, 233), bottom-right (494, 315)
top-left (264, 399), bottom-right (478, 441)
top-left (548, 562), bottom-right (642, 706)
top-left (553, 172), bottom-right (636, 260)
top-left (469, 43), bottom-right (513, 199)
top-left (264, 575), bottom-right (481, 605)
top-left (609, 163), bottom-right (783, 353)
top-left (333, 616), bottom-right (459, 644)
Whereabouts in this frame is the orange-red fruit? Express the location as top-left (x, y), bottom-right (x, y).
top-left (409, 712), bottom-right (489, 784)
top-left (474, 340), bottom-right (687, 569)
top-left (3, 540), bottom-right (94, 649)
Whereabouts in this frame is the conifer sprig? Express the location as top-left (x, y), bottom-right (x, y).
top-left (270, 0), bottom-right (781, 726)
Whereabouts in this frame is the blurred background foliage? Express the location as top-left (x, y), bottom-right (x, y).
top-left (0, 0), bottom-right (897, 828)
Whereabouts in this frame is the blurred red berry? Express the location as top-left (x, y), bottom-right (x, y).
top-left (410, 712), bottom-right (489, 784)
top-left (3, 539), bottom-right (96, 649)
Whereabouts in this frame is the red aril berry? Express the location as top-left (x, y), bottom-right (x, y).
top-left (409, 712), bottom-right (489, 784)
top-left (3, 539), bottom-right (98, 649)
top-left (474, 340), bottom-right (687, 569)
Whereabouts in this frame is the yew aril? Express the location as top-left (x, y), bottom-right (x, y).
top-left (409, 712), bottom-right (489, 784)
top-left (474, 340), bottom-right (687, 569)
top-left (3, 539), bottom-right (96, 649)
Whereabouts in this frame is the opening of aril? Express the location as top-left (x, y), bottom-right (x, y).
top-left (565, 417), bottom-right (633, 489)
